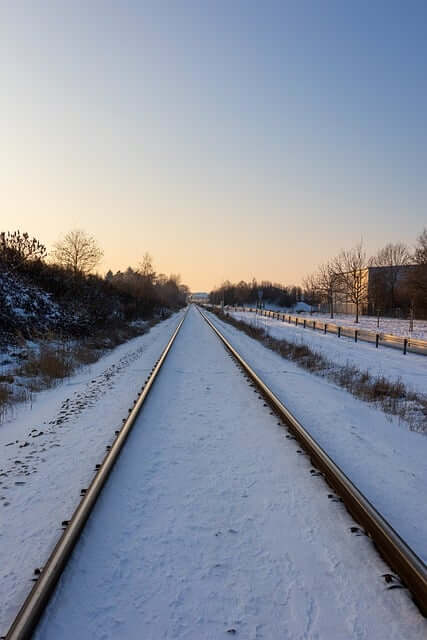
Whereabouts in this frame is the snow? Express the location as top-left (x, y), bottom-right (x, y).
top-left (258, 306), bottom-right (427, 341)
top-left (29, 307), bottom-right (426, 639)
top-left (0, 311), bottom-right (184, 637)
top-left (229, 310), bottom-right (427, 396)
top-left (206, 310), bottom-right (427, 563)
top-left (294, 301), bottom-right (312, 312)
top-left (302, 312), bottom-right (427, 341)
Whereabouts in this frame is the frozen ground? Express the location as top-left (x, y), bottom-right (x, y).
top-left (229, 310), bottom-right (427, 397)
top-left (259, 306), bottom-right (427, 340)
top-left (0, 311), bottom-right (184, 636)
top-left (207, 310), bottom-right (427, 563)
top-left (34, 306), bottom-right (426, 639)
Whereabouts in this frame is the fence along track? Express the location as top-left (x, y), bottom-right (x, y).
top-left (4, 311), bottom-right (187, 640)
top-left (198, 306), bottom-right (427, 617)
top-left (223, 305), bottom-right (427, 356)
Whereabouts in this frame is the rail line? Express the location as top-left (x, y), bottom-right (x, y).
top-left (4, 304), bottom-right (427, 638)
top-left (197, 306), bottom-right (427, 616)
top-left (4, 312), bottom-right (187, 640)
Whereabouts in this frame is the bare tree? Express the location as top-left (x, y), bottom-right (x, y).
top-left (302, 273), bottom-right (320, 312)
top-left (333, 242), bottom-right (369, 323)
top-left (0, 230), bottom-right (46, 269)
top-left (370, 242), bottom-right (411, 311)
top-left (308, 260), bottom-right (338, 318)
top-left (373, 241), bottom-right (411, 267)
top-left (414, 228), bottom-right (427, 265)
top-left (138, 252), bottom-right (155, 283)
top-left (407, 229), bottom-right (427, 315)
top-left (367, 267), bottom-right (387, 325)
top-left (52, 229), bottom-right (103, 275)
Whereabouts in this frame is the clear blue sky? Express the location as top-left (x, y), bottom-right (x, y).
top-left (2, 1), bottom-right (426, 290)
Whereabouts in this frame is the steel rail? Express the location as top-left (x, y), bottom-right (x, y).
top-left (198, 306), bottom-right (427, 617)
top-left (5, 310), bottom-right (188, 640)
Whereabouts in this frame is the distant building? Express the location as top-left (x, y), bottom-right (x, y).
top-left (322, 265), bottom-right (418, 316)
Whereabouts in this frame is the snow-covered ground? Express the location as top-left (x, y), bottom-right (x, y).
top-left (33, 306), bottom-right (426, 639)
top-left (229, 310), bottom-right (427, 397)
top-left (0, 311), bottom-right (184, 636)
top-left (207, 309), bottom-right (427, 562)
top-left (258, 306), bottom-right (427, 340)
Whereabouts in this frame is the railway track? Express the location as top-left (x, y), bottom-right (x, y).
top-left (4, 312), bottom-right (187, 640)
top-left (4, 305), bottom-right (427, 639)
top-left (197, 307), bottom-right (427, 616)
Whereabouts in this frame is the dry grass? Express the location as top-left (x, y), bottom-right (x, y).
top-left (73, 344), bottom-right (101, 365)
top-left (213, 309), bottom-right (427, 432)
top-left (78, 323), bottom-right (148, 352)
top-left (17, 322), bottom-right (149, 384)
top-left (18, 343), bottom-right (74, 386)
top-left (0, 317), bottom-right (163, 424)
top-left (0, 312), bottom-right (171, 426)
top-left (0, 374), bottom-right (14, 384)
top-left (0, 383), bottom-right (11, 421)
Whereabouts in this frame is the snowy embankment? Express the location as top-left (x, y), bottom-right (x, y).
top-left (0, 311), bottom-right (184, 637)
top-left (207, 310), bottom-right (427, 564)
top-left (262, 306), bottom-right (427, 340)
top-left (230, 310), bottom-right (427, 396)
top-left (35, 307), bottom-right (426, 639)
top-left (301, 312), bottom-right (427, 340)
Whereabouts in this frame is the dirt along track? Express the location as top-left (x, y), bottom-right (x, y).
top-left (9, 306), bottom-right (427, 639)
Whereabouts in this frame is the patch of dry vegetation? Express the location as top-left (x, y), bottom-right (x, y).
top-left (0, 382), bottom-right (29, 421)
top-left (212, 309), bottom-right (427, 432)
top-left (0, 383), bottom-right (11, 422)
top-left (18, 344), bottom-right (74, 385)
top-left (0, 318), bottom-right (160, 424)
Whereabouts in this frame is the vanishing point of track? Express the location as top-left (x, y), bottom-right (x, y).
top-left (5, 306), bottom-right (427, 639)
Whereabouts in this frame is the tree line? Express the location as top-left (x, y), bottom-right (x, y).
top-left (0, 229), bottom-right (188, 337)
top-left (209, 229), bottom-right (427, 322)
top-left (209, 279), bottom-right (303, 308)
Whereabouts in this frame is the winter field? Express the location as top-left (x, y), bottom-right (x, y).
top-left (262, 306), bottom-right (427, 340)
top-left (228, 310), bottom-right (427, 397)
top-left (1, 306), bottom-right (426, 638)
